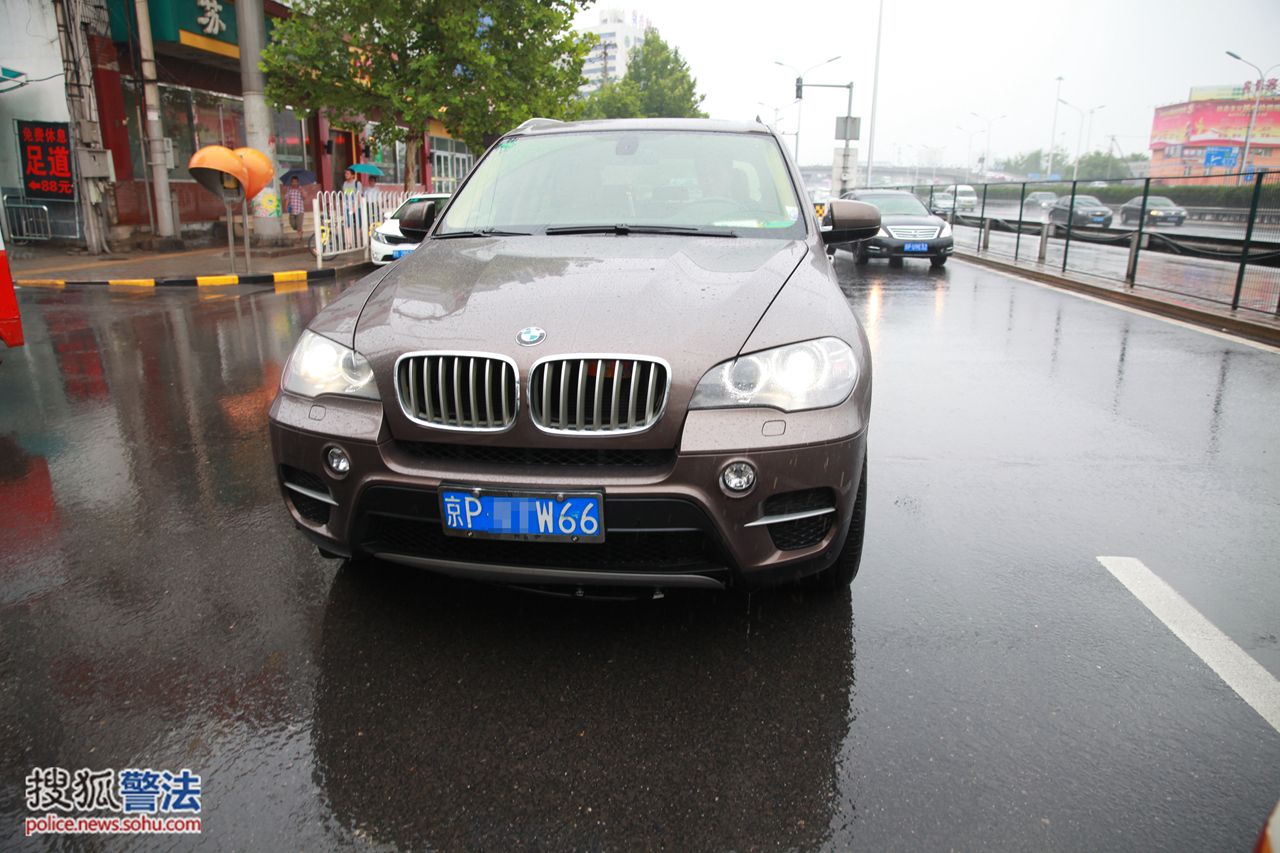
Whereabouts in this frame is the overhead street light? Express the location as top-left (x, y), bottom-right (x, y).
top-left (970, 112), bottom-right (1006, 180)
top-left (955, 125), bottom-right (981, 181)
top-left (1225, 50), bottom-right (1280, 185)
top-left (774, 55), bottom-right (841, 162)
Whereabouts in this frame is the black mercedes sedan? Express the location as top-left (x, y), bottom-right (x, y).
top-left (841, 190), bottom-right (954, 268)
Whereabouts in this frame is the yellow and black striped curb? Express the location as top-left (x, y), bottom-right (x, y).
top-left (15, 268), bottom-right (338, 290)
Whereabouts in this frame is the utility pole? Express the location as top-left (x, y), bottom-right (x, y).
top-left (1045, 76), bottom-right (1063, 179)
top-left (235, 0), bottom-right (282, 242)
top-left (133, 0), bottom-right (176, 241)
top-left (865, 0), bottom-right (884, 187)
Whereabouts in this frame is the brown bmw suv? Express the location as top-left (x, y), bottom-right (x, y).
top-left (269, 118), bottom-right (879, 594)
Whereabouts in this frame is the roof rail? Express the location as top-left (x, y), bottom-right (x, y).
top-left (511, 118), bottom-right (565, 133)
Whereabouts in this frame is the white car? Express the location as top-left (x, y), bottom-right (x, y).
top-left (944, 184), bottom-right (978, 211)
top-left (370, 193), bottom-right (451, 265)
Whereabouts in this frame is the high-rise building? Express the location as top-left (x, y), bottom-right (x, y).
top-left (580, 8), bottom-right (654, 93)
top-left (1149, 80), bottom-right (1279, 185)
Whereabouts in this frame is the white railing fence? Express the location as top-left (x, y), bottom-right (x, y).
top-left (312, 190), bottom-right (411, 268)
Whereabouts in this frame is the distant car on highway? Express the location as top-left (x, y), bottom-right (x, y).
top-left (928, 193), bottom-right (955, 215)
top-left (1049, 194), bottom-right (1113, 229)
top-left (1119, 196), bottom-right (1187, 226)
top-left (943, 184), bottom-right (978, 211)
top-left (1024, 191), bottom-right (1057, 214)
top-left (842, 189), bottom-right (954, 268)
top-left (370, 192), bottom-right (452, 265)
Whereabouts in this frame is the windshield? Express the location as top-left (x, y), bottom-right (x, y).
top-left (439, 130), bottom-right (804, 238)
top-left (859, 194), bottom-right (930, 216)
top-left (1148, 197), bottom-right (1176, 207)
top-left (1073, 195), bottom-right (1104, 207)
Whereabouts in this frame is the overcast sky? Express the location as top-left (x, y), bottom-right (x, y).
top-left (575, 0), bottom-right (1280, 171)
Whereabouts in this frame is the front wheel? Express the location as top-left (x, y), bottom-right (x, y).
top-left (888, 257), bottom-right (904, 268)
top-left (930, 256), bottom-right (947, 268)
top-left (811, 459), bottom-right (867, 591)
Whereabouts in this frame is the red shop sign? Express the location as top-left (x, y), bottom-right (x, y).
top-left (17, 120), bottom-right (75, 201)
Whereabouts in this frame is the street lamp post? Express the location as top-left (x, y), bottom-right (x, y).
top-left (1059, 98), bottom-right (1085, 182)
top-left (1225, 51), bottom-right (1280, 185)
top-left (865, 0), bottom-right (885, 187)
top-left (1084, 104), bottom-right (1105, 162)
top-left (774, 55), bottom-right (841, 164)
top-left (1060, 100), bottom-right (1105, 181)
top-left (956, 125), bottom-right (981, 182)
top-left (970, 112), bottom-right (1005, 180)
top-left (1045, 76), bottom-right (1064, 179)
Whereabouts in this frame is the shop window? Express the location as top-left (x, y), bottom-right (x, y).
top-left (274, 109), bottom-right (310, 172)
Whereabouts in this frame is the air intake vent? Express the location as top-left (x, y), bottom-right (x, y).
top-left (529, 357), bottom-right (669, 434)
top-left (396, 353), bottom-right (518, 432)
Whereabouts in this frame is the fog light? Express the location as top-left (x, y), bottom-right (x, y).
top-left (721, 461), bottom-right (756, 493)
top-left (325, 446), bottom-right (350, 476)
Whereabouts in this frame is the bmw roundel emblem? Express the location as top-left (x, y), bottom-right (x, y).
top-left (517, 326), bottom-right (546, 346)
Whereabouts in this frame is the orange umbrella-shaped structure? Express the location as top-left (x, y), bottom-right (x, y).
top-left (233, 147), bottom-right (275, 199)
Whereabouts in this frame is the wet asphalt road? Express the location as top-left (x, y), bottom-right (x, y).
top-left (1, 258), bottom-right (1279, 851)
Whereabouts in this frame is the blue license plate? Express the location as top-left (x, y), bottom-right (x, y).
top-left (904, 242), bottom-right (929, 252)
top-left (440, 488), bottom-right (604, 543)
top-left (392, 249), bottom-right (410, 259)
top-left (1090, 216), bottom-right (1105, 223)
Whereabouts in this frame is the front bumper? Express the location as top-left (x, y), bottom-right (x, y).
top-left (370, 239), bottom-right (417, 266)
top-left (269, 393), bottom-right (868, 591)
top-left (861, 235), bottom-right (955, 259)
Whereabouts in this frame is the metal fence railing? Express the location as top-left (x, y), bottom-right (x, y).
top-left (311, 189), bottom-right (410, 267)
top-left (866, 171), bottom-right (1280, 317)
top-left (3, 195), bottom-right (53, 241)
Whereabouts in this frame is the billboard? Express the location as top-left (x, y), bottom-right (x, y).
top-left (16, 120), bottom-right (75, 201)
top-left (1151, 98), bottom-right (1280, 147)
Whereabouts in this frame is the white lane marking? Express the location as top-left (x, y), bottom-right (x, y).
top-left (1097, 556), bottom-right (1280, 734)
top-left (952, 257), bottom-right (1280, 354)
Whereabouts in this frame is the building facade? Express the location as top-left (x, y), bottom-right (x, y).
top-left (1148, 80), bottom-right (1279, 185)
top-left (2, 0), bottom-right (473, 246)
top-left (579, 7), bottom-right (652, 93)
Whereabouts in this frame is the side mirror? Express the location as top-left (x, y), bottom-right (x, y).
top-left (821, 199), bottom-right (881, 245)
top-left (399, 201), bottom-right (437, 241)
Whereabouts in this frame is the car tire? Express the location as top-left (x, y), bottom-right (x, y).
top-left (811, 459), bottom-right (867, 591)
top-left (854, 248), bottom-right (869, 265)
top-left (930, 256), bottom-right (947, 268)
top-left (888, 257), bottom-right (904, 268)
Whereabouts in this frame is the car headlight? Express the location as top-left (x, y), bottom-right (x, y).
top-left (689, 338), bottom-right (858, 412)
top-left (281, 330), bottom-right (379, 400)
top-left (939, 222), bottom-right (953, 238)
top-left (371, 231), bottom-right (390, 245)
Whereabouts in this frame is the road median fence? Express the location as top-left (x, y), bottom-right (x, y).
top-left (877, 171), bottom-right (1279, 316)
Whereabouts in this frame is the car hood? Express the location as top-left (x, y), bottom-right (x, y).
top-left (353, 234), bottom-right (808, 442)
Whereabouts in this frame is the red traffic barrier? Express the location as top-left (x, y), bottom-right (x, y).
top-left (0, 228), bottom-right (25, 349)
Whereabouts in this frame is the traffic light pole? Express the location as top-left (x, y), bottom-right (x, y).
top-left (803, 81), bottom-right (856, 196)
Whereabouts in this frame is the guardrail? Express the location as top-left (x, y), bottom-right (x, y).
top-left (866, 171), bottom-right (1279, 316)
top-left (2, 195), bottom-right (53, 242)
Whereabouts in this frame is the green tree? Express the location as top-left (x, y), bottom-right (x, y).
top-left (1073, 150), bottom-right (1148, 180)
top-left (576, 30), bottom-right (706, 120)
top-left (995, 148), bottom-right (1071, 177)
top-left (262, 0), bottom-right (594, 186)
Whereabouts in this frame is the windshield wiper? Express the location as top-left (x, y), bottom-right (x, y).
top-left (433, 228), bottom-right (533, 239)
top-left (544, 224), bottom-right (738, 237)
